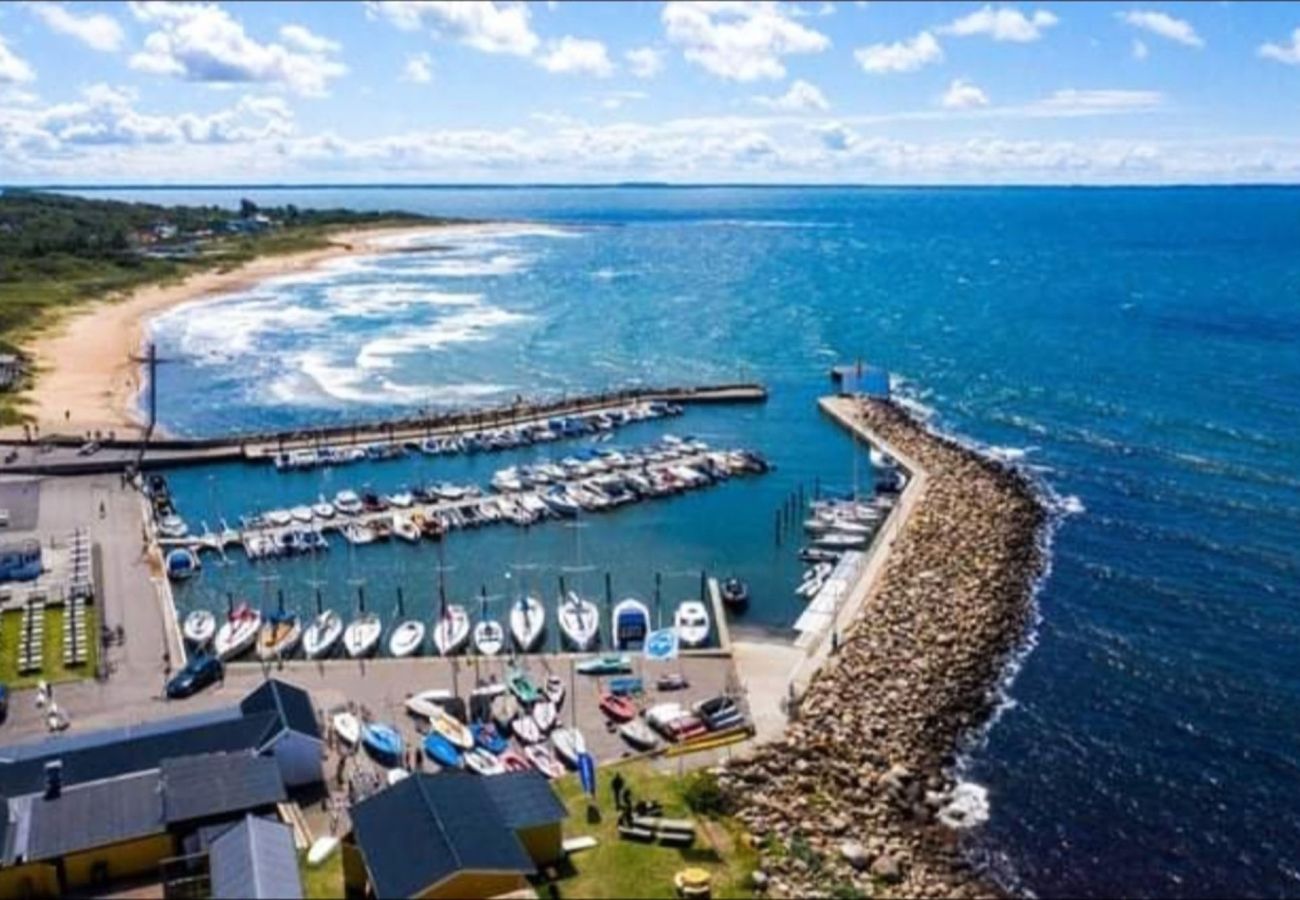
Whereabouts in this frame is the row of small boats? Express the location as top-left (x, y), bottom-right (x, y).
top-left (271, 401), bottom-right (684, 472)
top-left (182, 591), bottom-right (715, 660)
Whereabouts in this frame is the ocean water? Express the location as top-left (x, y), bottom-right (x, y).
top-left (79, 186), bottom-right (1300, 897)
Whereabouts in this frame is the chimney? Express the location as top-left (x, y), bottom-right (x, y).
top-left (44, 760), bottom-right (62, 800)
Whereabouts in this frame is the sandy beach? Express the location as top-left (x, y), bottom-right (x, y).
top-left (16, 224), bottom-right (444, 438)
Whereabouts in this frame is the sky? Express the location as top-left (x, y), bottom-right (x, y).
top-left (2, 1), bottom-right (1300, 185)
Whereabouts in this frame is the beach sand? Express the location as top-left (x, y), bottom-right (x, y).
top-left (15, 224), bottom-right (445, 438)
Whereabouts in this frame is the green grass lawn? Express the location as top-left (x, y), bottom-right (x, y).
top-left (0, 605), bottom-right (99, 688)
top-left (542, 763), bottom-right (758, 899)
top-left (299, 848), bottom-right (344, 899)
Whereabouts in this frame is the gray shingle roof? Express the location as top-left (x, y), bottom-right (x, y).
top-left (210, 814), bottom-right (303, 899)
top-left (25, 771), bottom-right (163, 861)
top-left (240, 680), bottom-right (321, 742)
top-left (483, 771), bottom-right (570, 831)
top-left (160, 752), bottom-right (285, 824)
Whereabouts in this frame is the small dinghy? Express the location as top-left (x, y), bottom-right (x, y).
top-left (332, 711), bottom-right (361, 747)
top-left (472, 722), bottom-right (509, 755)
top-left (214, 604), bottom-right (261, 661)
top-left (619, 719), bottom-right (659, 751)
top-left (405, 688), bottom-right (453, 720)
top-left (361, 722), bottom-right (403, 765)
top-left (491, 693), bottom-right (520, 730)
top-left (657, 672), bottom-right (690, 692)
top-left (720, 577), bottom-right (749, 612)
top-left (473, 619), bottom-right (505, 656)
top-left (673, 600), bottom-right (711, 649)
top-left (551, 726), bottom-right (587, 768)
top-left (307, 836), bottom-right (340, 867)
top-left (509, 595), bottom-right (546, 652)
top-left (500, 749), bottom-right (530, 773)
top-left (558, 591), bottom-right (600, 650)
top-left (344, 612), bottom-right (382, 658)
top-left (428, 706), bottom-right (475, 751)
top-left (432, 605), bottom-right (471, 656)
top-left (508, 669), bottom-right (541, 705)
top-left (599, 693), bottom-right (637, 723)
top-left (465, 748), bottom-right (505, 776)
top-left (165, 547), bottom-right (200, 581)
top-left (257, 611), bottom-right (302, 661)
top-left (543, 675), bottom-right (566, 708)
top-left (524, 744), bottom-right (565, 779)
top-left (388, 619), bottom-right (426, 658)
top-left (182, 609), bottom-right (216, 647)
top-left (392, 514), bottom-right (421, 543)
top-left (512, 715), bottom-right (542, 744)
top-left (422, 731), bottom-right (463, 768)
top-left (611, 598), bottom-right (650, 649)
top-left (577, 654), bottom-right (632, 676)
top-left (531, 699), bottom-right (557, 733)
top-left (303, 610), bottom-right (344, 659)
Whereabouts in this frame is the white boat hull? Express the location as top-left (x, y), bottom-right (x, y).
top-left (344, 615), bottom-right (382, 658)
top-left (388, 620), bottom-right (426, 658)
top-left (303, 612), bottom-right (344, 659)
top-left (558, 594), bottom-right (600, 650)
top-left (214, 614), bottom-right (261, 661)
top-left (433, 607), bottom-right (470, 656)
top-left (509, 597), bottom-right (546, 652)
top-left (473, 620), bottom-right (505, 656)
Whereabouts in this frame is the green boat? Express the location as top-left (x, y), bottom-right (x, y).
top-left (576, 654), bottom-right (632, 676)
top-left (507, 669), bottom-right (540, 704)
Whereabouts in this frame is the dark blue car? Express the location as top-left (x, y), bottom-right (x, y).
top-left (166, 654), bottom-right (223, 699)
top-left (0, 683), bottom-right (8, 722)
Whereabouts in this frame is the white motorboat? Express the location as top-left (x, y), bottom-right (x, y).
top-left (551, 727), bottom-right (587, 768)
top-left (404, 688), bottom-right (453, 719)
top-left (509, 595), bottom-right (546, 652)
top-left (673, 600), bottom-right (711, 649)
top-left (182, 609), bottom-right (215, 646)
top-left (213, 604), bottom-right (261, 661)
top-left (392, 515), bottom-right (421, 543)
top-left (619, 719), bottom-right (659, 751)
top-left (265, 509), bottom-right (292, 528)
top-left (312, 499), bottom-right (336, 520)
top-left (290, 505), bottom-right (314, 524)
top-left (333, 490), bottom-right (363, 516)
top-left (256, 612), bottom-right (302, 661)
top-left (557, 591), bottom-right (600, 651)
top-left (157, 514), bottom-right (188, 538)
top-left (473, 619), bottom-right (505, 656)
top-left (814, 532), bottom-right (869, 550)
top-left (432, 605), bottom-right (471, 656)
top-left (342, 522), bottom-right (375, 545)
top-left (531, 699), bottom-right (557, 732)
top-left (388, 619), bottom-right (426, 657)
top-left (343, 612), bottom-right (382, 658)
top-left (303, 610), bottom-right (344, 659)
top-left (332, 711), bottom-right (361, 746)
top-left (388, 491), bottom-right (414, 509)
top-left (611, 597), bottom-right (651, 649)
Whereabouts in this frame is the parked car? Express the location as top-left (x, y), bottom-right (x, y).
top-left (165, 654), bottom-right (223, 699)
top-left (0, 683), bottom-right (8, 722)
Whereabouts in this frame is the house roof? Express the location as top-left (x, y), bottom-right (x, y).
top-left (24, 771), bottom-right (164, 862)
top-left (209, 814), bottom-right (302, 899)
top-left (482, 772), bottom-right (570, 831)
top-left (0, 680), bottom-right (319, 799)
top-left (160, 752), bottom-right (285, 824)
top-left (350, 771), bottom-right (561, 898)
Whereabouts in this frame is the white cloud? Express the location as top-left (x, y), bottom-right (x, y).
top-left (403, 52), bottom-right (434, 83)
top-left (662, 1), bottom-right (830, 82)
top-left (593, 90), bottom-right (647, 111)
top-left (537, 36), bottom-right (613, 76)
top-left (1132, 38), bottom-right (1148, 60)
top-left (0, 33), bottom-right (35, 83)
top-left (129, 2), bottom-right (347, 96)
top-left (625, 46), bottom-right (664, 78)
top-left (855, 30), bottom-right (943, 74)
top-left (1038, 88), bottom-right (1163, 112)
top-left (1259, 28), bottom-right (1300, 66)
top-left (364, 1), bottom-right (539, 56)
top-left (26, 3), bottom-right (125, 53)
top-left (755, 78), bottom-right (828, 111)
top-left (941, 78), bottom-right (989, 109)
top-left (1117, 10), bottom-right (1203, 48)
top-left (278, 24), bottom-right (340, 55)
top-left (941, 5), bottom-right (1058, 42)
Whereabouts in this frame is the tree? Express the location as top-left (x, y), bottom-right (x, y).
top-left (239, 198), bottom-right (259, 218)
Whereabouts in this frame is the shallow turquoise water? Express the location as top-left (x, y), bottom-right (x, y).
top-left (78, 186), bottom-right (1300, 897)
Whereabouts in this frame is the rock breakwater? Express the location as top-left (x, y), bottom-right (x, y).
top-left (720, 397), bottom-right (1048, 897)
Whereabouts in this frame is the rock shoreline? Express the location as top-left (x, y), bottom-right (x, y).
top-left (720, 397), bottom-right (1049, 898)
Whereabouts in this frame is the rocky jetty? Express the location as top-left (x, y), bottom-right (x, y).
top-left (720, 397), bottom-right (1048, 898)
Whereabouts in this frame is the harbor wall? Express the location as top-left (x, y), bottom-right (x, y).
top-left (720, 396), bottom-right (1047, 897)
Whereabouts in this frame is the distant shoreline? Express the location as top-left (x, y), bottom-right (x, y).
top-left (15, 223), bottom-right (459, 438)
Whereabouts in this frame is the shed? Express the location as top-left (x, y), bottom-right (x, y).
top-left (209, 814), bottom-right (302, 899)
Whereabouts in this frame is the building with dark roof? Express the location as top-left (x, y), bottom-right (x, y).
top-left (209, 814), bottom-right (303, 899)
top-left (344, 770), bottom-right (567, 899)
top-left (0, 680), bottom-right (321, 897)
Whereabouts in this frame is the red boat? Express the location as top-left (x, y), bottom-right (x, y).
top-left (499, 749), bottom-right (531, 773)
top-left (599, 693), bottom-right (637, 722)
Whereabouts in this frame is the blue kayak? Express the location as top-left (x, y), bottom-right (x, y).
top-left (362, 723), bottom-right (403, 765)
top-left (423, 731), bottom-right (463, 768)
top-left (472, 722), bottom-right (509, 755)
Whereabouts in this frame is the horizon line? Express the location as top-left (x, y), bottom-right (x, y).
top-left (5, 181), bottom-right (1300, 192)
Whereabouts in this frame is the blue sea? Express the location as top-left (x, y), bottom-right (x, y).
top-left (76, 185), bottom-right (1300, 897)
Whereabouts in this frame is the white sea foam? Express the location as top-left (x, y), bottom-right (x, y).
top-left (937, 781), bottom-right (991, 829)
top-left (400, 254), bottom-right (531, 278)
top-left (986, 445), bottom-right (1038, 463)
top-left (355, 306), bottom-right (531, 370)
top-left (322, 284), bottom-right (482, 318)
top-left (163, 298), bottom-right (331, 359)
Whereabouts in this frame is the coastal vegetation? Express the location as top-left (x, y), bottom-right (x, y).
top-left (0, 190), bottom-right (441, 423)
